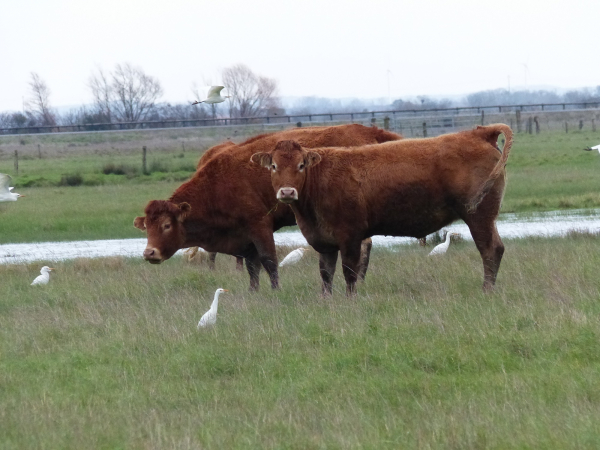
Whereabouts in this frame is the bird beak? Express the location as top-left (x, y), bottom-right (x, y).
top-left (19, 195), bottom-right (25, 198)
top-left (223, 289), bottom-right (229, 292)
top-left (49, 268), bottom-right (55, 271)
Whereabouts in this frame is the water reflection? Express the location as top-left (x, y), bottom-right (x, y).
top-left (2, 209), bottom-right (600, 264)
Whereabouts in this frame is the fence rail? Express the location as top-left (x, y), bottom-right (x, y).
top-left (1, 102), bottom-right (600, 136)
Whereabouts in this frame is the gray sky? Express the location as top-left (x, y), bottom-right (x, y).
top-left (1, 0), bottom-right (598, 112)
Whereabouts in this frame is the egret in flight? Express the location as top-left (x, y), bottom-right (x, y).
top-left (31, 266), bottom-right (54, 285)
top-left (428, 232), bottom-right (459, 256)
top-left (583, 144), bottom-right (600, 154)
top-left (0, 173), bottom-right (24, 202)
top-left (197, 288), bottom-right (228, 328)
top-left (192, 86), bottom-right (230, 105)
top-left (279, 248), bottom-right (308, 267)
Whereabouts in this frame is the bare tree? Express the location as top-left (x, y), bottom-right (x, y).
top-left (88, 67), bottom-right (113, 123)
top-left (87, 63), bottom-right (163, 123)
top-left (27, 72), bottom-right (56, 126)
top-left (221, 64), bottom-right (280, 118)
top-left (111, 63), bottom-right (163, 122)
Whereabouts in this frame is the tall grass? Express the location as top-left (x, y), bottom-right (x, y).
top-left (2, 237), bottom-right (600, 448)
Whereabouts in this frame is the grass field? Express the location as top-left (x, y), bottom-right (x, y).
top-left (0, 127), bottom-right (599, 244)
top-left (2, 237), bottom-right (600, 448)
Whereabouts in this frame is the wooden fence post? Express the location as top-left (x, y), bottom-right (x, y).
top-left (527, 117), bottom-right (533, 134)
top-left (516, 111), bottom-right (522, 133)
top-left (383, 116), bottom-right (390, 130)
top-left (422, 122), bottom-right (427, 138)
top-left (579, 119), bottom-right (584, 130)
top-left (593, 119), bottom-right (596, 132)
top-left (534, 116), bottom-right (540, 134)
top-left (481, 111), bottom-right (484, 125)
top-left (14, 150), bottom-right (18, 175)
top-left (565, 122), bottom-right (568, 133)
top-left (142, 146), bottom-right (148, 175)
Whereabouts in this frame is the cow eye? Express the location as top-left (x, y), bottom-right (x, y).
top-left (298, 163), bottom-right (305, 171)
top-left (163, 224), bottom-right (171, 231)
top-left (271, 164), bottom-right (276, 171)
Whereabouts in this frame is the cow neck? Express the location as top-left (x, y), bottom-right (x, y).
top-left (292, 160), bottom-right (326, 229)
top-left (168, 181), bottom-right (210, 247)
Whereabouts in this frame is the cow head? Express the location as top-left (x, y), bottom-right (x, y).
top-left (251, 140), bottom-right (321, 204)
top-left (133, 200), bottom-right (191, 264)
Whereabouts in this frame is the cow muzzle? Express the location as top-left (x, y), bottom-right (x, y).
top-left (143, 247), bottom-right (163, 264)
top-left (277, 187), bottom-right (298, 203)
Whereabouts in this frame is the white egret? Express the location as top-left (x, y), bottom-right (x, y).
top-left (428, 232), bottom-right (459, 256)
top-left (31, 266), bottom-right (54, 285)
top-left (197, 288), bottom-right (228, 328)
top-left (192, 86), bottom-right (230, 105)
top-left (183, 247), bottom-right (199, 260)
top-left (0, 173), bottom-right (24, 202)
top-left (183, 246), bottom-right (206, 261)
top-left (583, 145), bottom-right (600, 154)
top-left (279, 248), bottom-right (308, 267)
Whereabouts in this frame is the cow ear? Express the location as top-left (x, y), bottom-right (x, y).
top-left (250, 152), bottom-right (272, 168)
top-left (177, 202), bottom-right (191, 222)
top-left (133, 216), bottom-right (146, 231)
top-left (305, 151), bottom-right (322, 167)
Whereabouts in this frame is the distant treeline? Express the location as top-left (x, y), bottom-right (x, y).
top-left (2, 85), bottom-right (599, 130)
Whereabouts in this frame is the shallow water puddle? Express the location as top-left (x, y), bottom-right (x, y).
top-left (1, 209), bottom-right (599, 264)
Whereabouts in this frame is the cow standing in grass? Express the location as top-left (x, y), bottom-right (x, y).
top-left (251, 124), bottom-right (513, 295)
top-left (134, 124), bottom-right (402, 291)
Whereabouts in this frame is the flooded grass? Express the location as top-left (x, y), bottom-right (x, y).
top-left (2, 237), bottom-right (600, 448)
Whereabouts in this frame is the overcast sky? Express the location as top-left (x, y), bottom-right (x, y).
top-left (1, 0), bottom-right (598, 112)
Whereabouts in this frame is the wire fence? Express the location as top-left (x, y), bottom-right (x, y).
top-left (2, 102), bottom-right (600, 136)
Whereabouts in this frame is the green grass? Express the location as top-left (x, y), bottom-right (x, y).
top-left (0, 183), bottom-right (182, 243)
top-left (2, 237), bottom-right (600, 448)
top-left (502, 130), bottom-right (600, 212)
top-left (0, 151), bottom-right (199, 188)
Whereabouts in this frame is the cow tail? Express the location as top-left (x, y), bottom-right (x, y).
top-left (467, 124), bottom-right (513, 213)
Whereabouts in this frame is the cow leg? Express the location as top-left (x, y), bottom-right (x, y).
top-left (340, 241), bottom-right (363, 296)
top-left (319, 251), bottom-right (338, 296)
top-left (208, 252), bottom-right (217, 271)
top-left (235, 256), bottom-right (244, 271)
top-left (357, 238), bottom-right (372, 282)
top-left (250, 232), bottom-right (280, 289)
top-left (465, 219), bottom-right (504, 292)
top-left (245, 246), bottom-right (261, 292)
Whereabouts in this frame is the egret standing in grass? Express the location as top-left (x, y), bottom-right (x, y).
top-left (183, 246), bottom-right (203, 261)
top-left (428, 232), bottom-right (459, 256)
top-left (0, 173), bottom-right (24, 202)
top-left (197, 288), bottom-right (228, 328)
top-left (279, 248), bottom-right (308, 267)
top-left (583, 144), bottom-right (600, 154)
top-left (192, 86), bottom-right (230, 105)
top-left (31, 266), bottom-right (54, 285)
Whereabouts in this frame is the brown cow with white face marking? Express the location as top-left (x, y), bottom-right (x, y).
top-left (251, 124), bottom-right (513, 295)
top-left (134, 124), bottom-right (402, 291)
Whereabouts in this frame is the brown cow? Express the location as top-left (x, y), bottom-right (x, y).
top-left (251, 124), bottom-right (513, 295)
top-left (134, 124), bottom-right (402, 291)
top-left (193, 139), bottom-right (242, 271)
